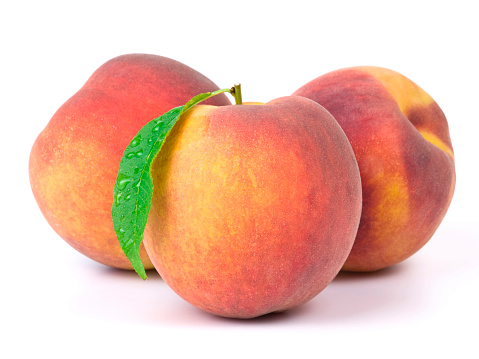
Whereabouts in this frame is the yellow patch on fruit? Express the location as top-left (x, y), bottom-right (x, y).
top-left (362, 67), bottom-right (435, 115)
top-left (242, 101), bottom-right (264, 106)
top-left (419, 131), bottom-right (455, 159)
top-left (366, 171), bottom-right (410, 241)
top-left (363, 67), bottom-right (454, 159)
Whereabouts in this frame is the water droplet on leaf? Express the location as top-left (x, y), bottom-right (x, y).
top-left (130, 135), bottom-right (142, 148)
top-left (116, 173), bottom-right (131, 191)
top-left (117, 227), bottom-right (126, 239)
top-left (115, 192), bottom-right (122, 206)
top-left (125, 149), bottom-right (144, 159)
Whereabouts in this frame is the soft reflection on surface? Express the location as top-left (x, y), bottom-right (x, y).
top-left (68, 226), bottom-right (478, 327)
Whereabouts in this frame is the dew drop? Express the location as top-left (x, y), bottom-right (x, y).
top-left (115, 192), bottom-right (122, 206)
top-left (130, 135), bottom-right (142, 148)
top-left (152, 125), bottom-right (161, 132)
top-left (125, 149), bottom-right (143, 159)
top-left (117, 227), bottom-right (126, 239)
top-left (116, 173), bottom-right (131, 191)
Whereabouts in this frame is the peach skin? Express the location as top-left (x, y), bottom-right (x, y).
top-left (293, 66), bottom-right (455, 272)
top-left (29, 54), bottom-right (230, 270)
top-left (144, 96), bottom-right (362, 318)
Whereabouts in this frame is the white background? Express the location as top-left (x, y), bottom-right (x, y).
top-left (2, 1), bottom-right (478, 358)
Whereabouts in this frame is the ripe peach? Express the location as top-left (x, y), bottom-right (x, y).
top-left (293, 66), bottom-right (455, 271)
top-left (29, 54), bottom-right (230, 270)
top-left (143, 96), bottom-right (362, 318)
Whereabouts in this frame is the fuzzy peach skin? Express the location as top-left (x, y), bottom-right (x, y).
top-left (143, 96), bottom-right (362, 318)
top-left (29, 54), bottom-right (231, 270)
top-left (293, 66), bottom-right (455, 272)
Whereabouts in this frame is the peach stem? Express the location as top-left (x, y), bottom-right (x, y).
top-left (231, 83), bottom-right (243, 105)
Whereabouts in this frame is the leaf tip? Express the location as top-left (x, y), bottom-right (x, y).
top-left (137, 268), bottom-right (148, 280)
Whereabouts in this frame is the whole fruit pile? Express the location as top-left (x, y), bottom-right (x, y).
top-left (29, 54), bottom-right (455, 319)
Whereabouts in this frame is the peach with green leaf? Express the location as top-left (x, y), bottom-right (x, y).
top-left (113, 86), bottom-right (363, 318)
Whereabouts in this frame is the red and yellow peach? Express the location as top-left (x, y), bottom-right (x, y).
top-left (294, 66), bottom-right (455, 271)
top-left (144, 96), bottom-right (363, 318)
top-left (29, 54), bottom-right (230, 269)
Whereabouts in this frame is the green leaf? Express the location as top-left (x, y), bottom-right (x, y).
top-left (111, 89), bottom-right (231, 279)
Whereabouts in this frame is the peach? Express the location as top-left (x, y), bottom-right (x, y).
top-left (293, 66), bottom-right (455, 271)
top-left (143, 96), bottom-right (362, 318)
top-left (29, 54), bottom-right (230, 270)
